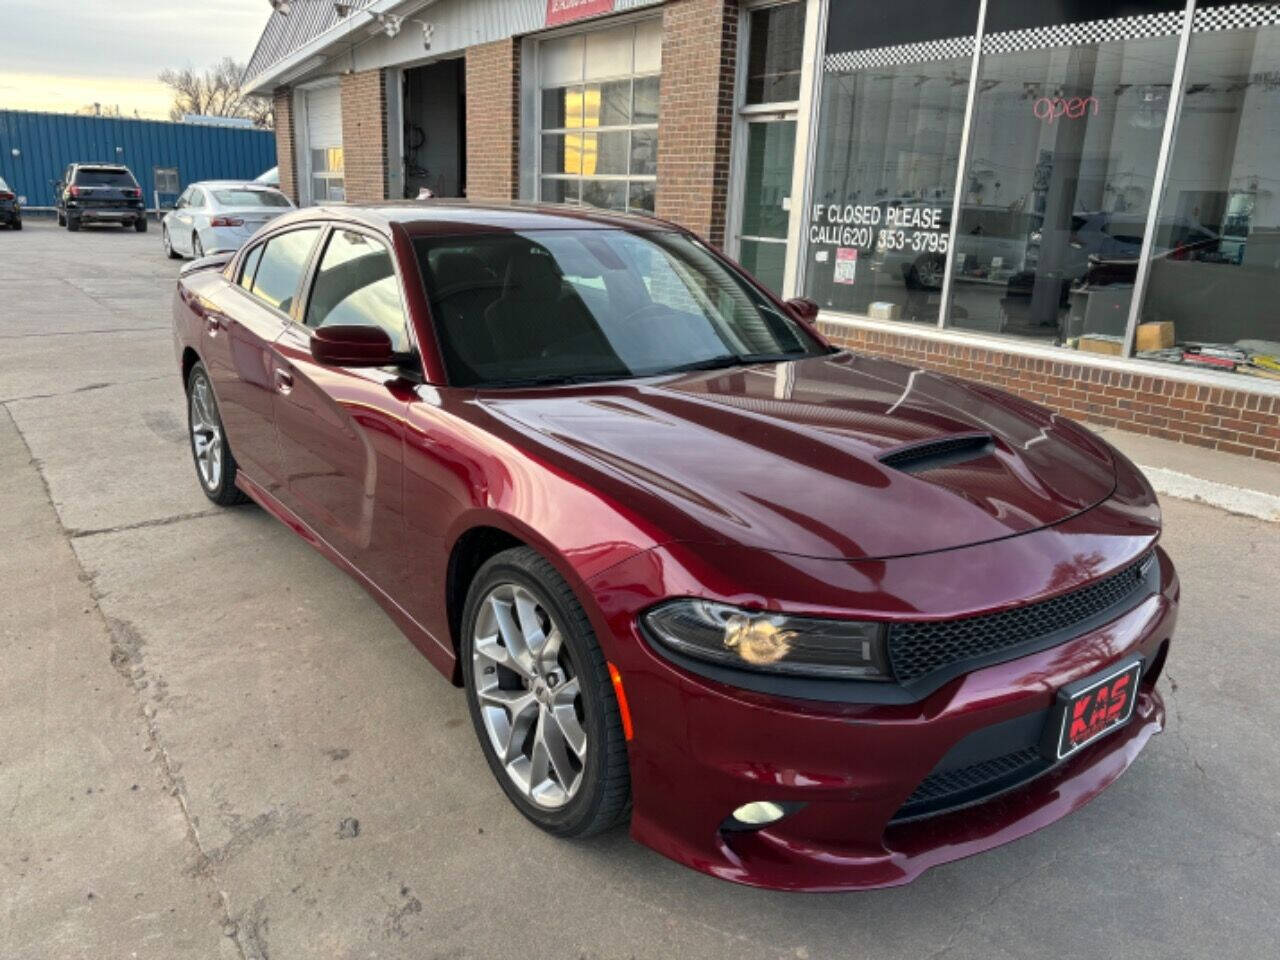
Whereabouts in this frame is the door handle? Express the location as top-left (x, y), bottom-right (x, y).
top-left (274, 367), bottom-right (294, 394)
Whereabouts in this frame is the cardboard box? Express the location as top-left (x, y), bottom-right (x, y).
top-left (1078, 335), bottom-right (1124, 356)
top-left (868, 301), bottom-right (903, 320)
top-left (1135, 321), bottom-right (1175, 351)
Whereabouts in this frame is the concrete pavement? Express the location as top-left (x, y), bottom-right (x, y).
top-left (2, 218), bottom-right (1278, 960)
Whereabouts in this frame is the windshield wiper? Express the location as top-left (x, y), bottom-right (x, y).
top-left (477, 371), bottom-right (629, 388)
top-left (658, 351), bottom-right (809, 376)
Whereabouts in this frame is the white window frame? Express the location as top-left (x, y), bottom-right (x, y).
top-left (294, 77), bottom-right (343, 208)
top-left (529, 13), bottom-right (663, 214)
top-left (727, 0), bottom-right (807, 294)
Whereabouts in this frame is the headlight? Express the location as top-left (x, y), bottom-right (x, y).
top-left (643, 600), bottom-right (890, 680)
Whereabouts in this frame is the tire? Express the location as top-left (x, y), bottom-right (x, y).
top-left (461, 547), bottom-right (630, 838)
top-left (162, 226), bottom-right (180, 259)
top-left (12, 219), bottom-right (21, 231)
top-left (192, 233), bottom-right (204, 258)
top-left (185, 362), bottom-right (249, 506)
top-left (135, 218), bottom-right (148, 233)
top-left (67, 216), bottom-right (80, 232)
top-left (907, 253), bottom-right (945, 290)
top-left (56, 210), bottom-right (65, 226)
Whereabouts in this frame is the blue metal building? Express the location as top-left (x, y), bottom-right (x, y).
top-left (0, 110), bottom-right (276, 210)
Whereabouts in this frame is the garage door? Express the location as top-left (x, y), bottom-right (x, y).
top-left (305, 85), bottom-right (344, 203)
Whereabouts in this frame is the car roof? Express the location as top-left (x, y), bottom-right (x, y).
top-left (192, 181), bottom-right (281, 190)
top-left (73, 163), bottom-right (130, 170)
top-left (289, 200), bottom-right (684, 238)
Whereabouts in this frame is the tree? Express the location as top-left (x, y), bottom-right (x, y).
top-left (158, 58), bottom-right (274, 128)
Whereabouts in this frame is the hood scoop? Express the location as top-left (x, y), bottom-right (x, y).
top-left (879, 433), bottom-right (995, 474)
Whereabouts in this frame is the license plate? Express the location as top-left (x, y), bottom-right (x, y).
top-left (1048, 660), bottom-right (1142, 760)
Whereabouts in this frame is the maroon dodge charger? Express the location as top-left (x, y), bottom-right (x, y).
top-left (172, 202), bottom-right (1177, 891)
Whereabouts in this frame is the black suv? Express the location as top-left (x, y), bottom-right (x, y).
top-left (56, 163), bottom-right (147, 232)
top-left (0, 176), bottom-right (20, 229)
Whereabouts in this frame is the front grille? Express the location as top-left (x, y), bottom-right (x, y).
top-left (888, 552), bottom-right (1153, 685)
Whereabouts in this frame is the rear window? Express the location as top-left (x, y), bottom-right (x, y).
top-left (74, 168), bottom-right (137, 187)
top-left (212, 189), bottom-right (291, 208)
top-left (0, 177), bottom-right (9, 192)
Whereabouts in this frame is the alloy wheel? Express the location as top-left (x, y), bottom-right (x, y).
top-left (162, 227), bottom-right (171, 256)
top-left (471, 583), bottom-right (587, 809)
top-left (188, 372), bottom-right (223, 491)
top-left (916, 256), bottom-right (943, 288)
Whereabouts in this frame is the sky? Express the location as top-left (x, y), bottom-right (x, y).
top-left (1, 0), bottom-right (273, 119)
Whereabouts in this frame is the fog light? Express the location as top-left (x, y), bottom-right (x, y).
top-left (731, 801), bottom-right (786, 826)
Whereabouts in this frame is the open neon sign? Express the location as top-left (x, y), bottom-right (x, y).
top-left (1033, 96), bottom-right (1100, 124)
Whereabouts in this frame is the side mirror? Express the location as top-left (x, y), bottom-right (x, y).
top-left (310, 325), bottom-right (394, 367)
top-left (784, 296), bottom-right (821, 324)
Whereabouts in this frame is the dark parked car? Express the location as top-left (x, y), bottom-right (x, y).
top-left (172, 202), bottom-right (1178, 890)
top-left (56, 163), bottom-right (147, 232)
top-left (0, 176), bottom-right (21, 229)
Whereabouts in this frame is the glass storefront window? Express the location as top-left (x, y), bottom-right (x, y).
top-left (744, 3), bottom-right (805, 104)
top-left (538, 20), bottom-right (660, 214)
top-left (949, 2), bottom-right (1183, 348)
top-left (1138, 6), bottom-right (1280, 380)
top-left (803, 2), bottom-right (979, 322)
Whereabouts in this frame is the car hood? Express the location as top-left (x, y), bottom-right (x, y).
top-left (479, 352), bottom-right (1118, 561)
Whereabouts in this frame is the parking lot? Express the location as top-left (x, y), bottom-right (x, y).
top-left (2, 216), bottom-right (1278, 960)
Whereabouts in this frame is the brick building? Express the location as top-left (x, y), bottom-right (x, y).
top-left (246, 0), bottom-right (1280, 460)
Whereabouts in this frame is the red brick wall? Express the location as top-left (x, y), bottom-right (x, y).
top-left (656, 0), bottom-right (738, 247)
top-left (820, 322), bottom-right (1280, 463)
top-left (272, 87), bottom-right (298, 205)
top-left (340, 69), bottom-right (388, 203)
top-left (465, 39), bottom-right (521, 202)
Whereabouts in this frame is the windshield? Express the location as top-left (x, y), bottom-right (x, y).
top-left (212, 189), bottom-right (291, 208)
top-left (74, 168), bottom-right (137, 187)
top-left (414, 229), bottom-right (826, 387)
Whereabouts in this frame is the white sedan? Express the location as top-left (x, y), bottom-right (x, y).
top-left (161, 181), bottom-right (293, 260)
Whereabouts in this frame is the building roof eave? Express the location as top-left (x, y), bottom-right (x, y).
top-left (245, 0), bottom-right (437, 96)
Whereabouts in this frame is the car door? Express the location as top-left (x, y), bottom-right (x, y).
top-left (271, 225), bottom-right (415, 602)
top-left (167, 189), bottom-right (190, 252)
top-left (181, 188), bottom-right (207, 253)
top-left (203, 225), bottom-right (323, 492)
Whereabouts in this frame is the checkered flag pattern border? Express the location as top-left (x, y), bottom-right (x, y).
top-left (981, 11), bottom-right (1184, 55)
top-left (825, 36), bottom-right (974, 73)
top-left (825, 6), bottom-right (1280, 75)
top-left (1193, 3), bottom-right (1280, 32)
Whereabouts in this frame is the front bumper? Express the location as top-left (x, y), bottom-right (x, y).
top-left (587, 540), bottom-right (1177, 891)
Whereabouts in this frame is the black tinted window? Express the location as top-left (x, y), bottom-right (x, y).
top-left (74, 168), bottom-right (137, 187)
top-left (414, 229), bottom-right (822, 387)
top-left (250, 228), bottom-right (320, 313)
top-left (305, 230), bottom-right (409, 352)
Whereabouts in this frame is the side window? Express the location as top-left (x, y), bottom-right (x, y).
top-left (239, 244), bottom-right (265, 291)
top-left (249, 227), bottom-right (321, 313)
top-left (189, 189), bottom-right (206, 209)
top-left (305, 229), bottom-right (410, 353)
